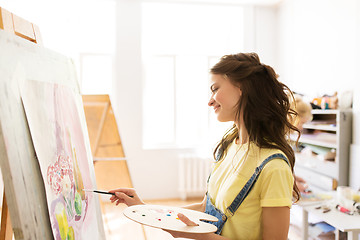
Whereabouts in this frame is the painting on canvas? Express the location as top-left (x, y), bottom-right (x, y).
top-left (21, 80), bottom-right (103, 240)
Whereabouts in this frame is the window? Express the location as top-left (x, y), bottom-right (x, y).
top-left (3, 0), bottom-right (116, 94)
top-left (142, 2), bottom-right (244, 149)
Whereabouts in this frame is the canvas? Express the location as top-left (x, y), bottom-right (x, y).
top-left (21, 80), bottom-right (102, 240)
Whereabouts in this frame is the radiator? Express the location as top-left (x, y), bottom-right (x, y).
top-left (178, 155), bottom-right (213, 200)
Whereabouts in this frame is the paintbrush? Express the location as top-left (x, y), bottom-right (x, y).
top-left (82, 189), bottom-right (133, 197)
top-left (83, 189), bottom-right (115, 195)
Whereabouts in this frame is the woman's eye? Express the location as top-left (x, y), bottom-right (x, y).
top-left (211, 87), bottom-right (218, 93)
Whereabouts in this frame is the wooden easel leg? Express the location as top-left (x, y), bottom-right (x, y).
top-left (1, 192), bottom-right (13, 240)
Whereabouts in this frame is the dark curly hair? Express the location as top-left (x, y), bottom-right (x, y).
top-left (211, 52), bottom-right (300, 201)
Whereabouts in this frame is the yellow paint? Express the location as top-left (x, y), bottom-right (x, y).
top-left (55, 206), bottom-right (69, 240)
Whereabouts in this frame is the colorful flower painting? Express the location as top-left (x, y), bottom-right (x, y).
top-left (21, 80), bottom-right (104, 239)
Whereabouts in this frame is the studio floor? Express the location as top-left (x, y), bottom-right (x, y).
top-left (101, 198), bottom-right (304, 240)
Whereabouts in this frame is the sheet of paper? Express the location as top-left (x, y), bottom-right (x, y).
top-left (21, 80), bottom-right (102, 240)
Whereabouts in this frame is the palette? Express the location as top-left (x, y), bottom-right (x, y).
top-left (123, 205), bottom-right (218, 233)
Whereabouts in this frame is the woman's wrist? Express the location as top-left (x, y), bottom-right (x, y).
top-left (196, 233), bottom-right (230, 240)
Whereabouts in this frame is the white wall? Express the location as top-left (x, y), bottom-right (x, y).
top-left (253, 6), bottom-right (278, 68)
top-left (242, 6), bottom-right (279, 68)
top-left (277, 0), bottom-right (360, 97)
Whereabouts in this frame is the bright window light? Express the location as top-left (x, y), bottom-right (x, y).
top-left (143, 56), bottom-right (176, 145)
top-left (0, 0), bottom-right (116, 94)
top-left (142, 2), bottom-right (244, 149)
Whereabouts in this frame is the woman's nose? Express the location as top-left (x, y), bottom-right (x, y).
top-left (208, 98), bottom-right (214, 106)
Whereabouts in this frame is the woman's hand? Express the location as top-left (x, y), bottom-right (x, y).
top-left (164, 213), bottom-right (204, 239)
top-left (163, 213), bottom-right (227, 240)
top-left (108, 188), bottom-right (144, 206)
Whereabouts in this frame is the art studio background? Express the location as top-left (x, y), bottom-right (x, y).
top-left (0, 0), bottom-right (360, 239)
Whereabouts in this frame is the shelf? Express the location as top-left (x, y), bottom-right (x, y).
top-left (303, 110), bottom-right (338, 131)
top-left (295, 166), bottom-right (336, 191)
top-left (302, 123), bottom-right (337, 132)
top-left (311, 109), bottom-right (339, 114)
top-left (294, 132), bottom-right (337, 149)
top-left (295, 153), bottom-right (337, 179)
top-left (294, 109), bottom-right (352, 188)
top-left (290, 136), bottom-right (336, 149)
top-left (299, 138), bottom-right (337, 149)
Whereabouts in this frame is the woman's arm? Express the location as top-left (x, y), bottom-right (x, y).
top-left (165, 231), bottom-right (230, 240)
top-left (262, 206), bottom-right (290, 240)
top-left (182, 194), bottom-right (207, 212)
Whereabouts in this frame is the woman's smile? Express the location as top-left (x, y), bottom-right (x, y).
top-left (213, 104), bottom-right (220, 113)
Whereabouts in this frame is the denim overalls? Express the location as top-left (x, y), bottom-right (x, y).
top-left (203, 153), bottom-right (290, 235)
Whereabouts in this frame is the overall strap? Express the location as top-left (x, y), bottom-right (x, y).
top-left (207, 148), bottom-right (223, 184)
top-left (225, 153), bottom-right (290, 217)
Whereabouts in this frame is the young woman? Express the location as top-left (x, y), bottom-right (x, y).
top-left (110, 53), bottom-right (300, 240)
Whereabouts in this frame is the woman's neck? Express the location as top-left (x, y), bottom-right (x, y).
top-left (236, 136), bottom-right (248, 145)
top-left (236, 126), bottom-right (249, 145)
top-left (235, 118), bottom-right (249, 144)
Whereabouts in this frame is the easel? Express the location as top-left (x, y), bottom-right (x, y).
top-left (82, 95), bottom-right (147, 239)
top-left (82, 94), bottom-right (133, 190)
top-left (0, 7), bottom-right (42, 240)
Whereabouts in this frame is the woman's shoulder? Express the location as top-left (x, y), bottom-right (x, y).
top-left (257, 148), bottom-right (290, 169)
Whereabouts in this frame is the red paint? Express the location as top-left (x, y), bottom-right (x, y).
top-left (336, 205), bottom-right (352, 215)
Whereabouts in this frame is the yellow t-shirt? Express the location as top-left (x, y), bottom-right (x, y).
top-left (207, 140), bottom-right (294, 240)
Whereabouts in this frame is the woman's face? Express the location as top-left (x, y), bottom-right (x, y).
top-left (208, 74), bottom-right (242, 122)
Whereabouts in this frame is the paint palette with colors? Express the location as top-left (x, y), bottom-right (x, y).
top-left (123, 204), bottom-right (218, 233)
